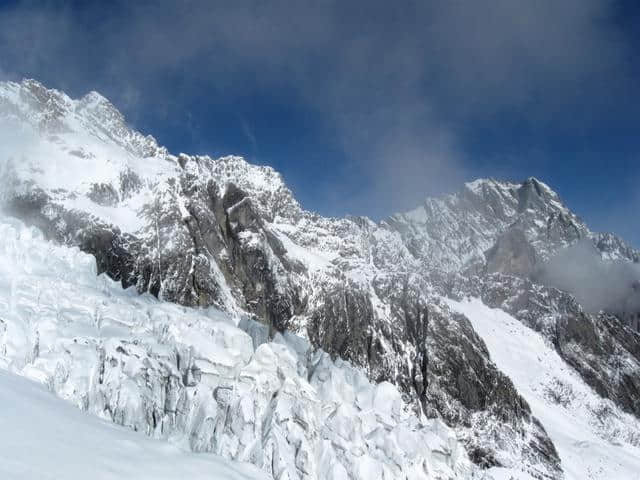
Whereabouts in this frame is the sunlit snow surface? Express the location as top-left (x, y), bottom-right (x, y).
top-left (447, 298), bottom-right (640, 480)
top-left (0, 80), bottom-right (176, 234)
top-left (0, 369), bottom-right (266, 480)
top-left (0, 215), bottom-right (473, 480)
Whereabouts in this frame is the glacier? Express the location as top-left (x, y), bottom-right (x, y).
top-left (0, 215), bottom-right (472, 480)
top-left (0, 368), bottom-right (267, 480)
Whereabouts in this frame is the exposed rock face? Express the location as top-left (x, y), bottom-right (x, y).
top-left (305, 274), bottom-right (561, 476)
top-left (2, 79), bottom-right (640, 478)
top-left (596, 232), bottom-right (640, 262)
top-left (485, 229), bottom-right (537, 276)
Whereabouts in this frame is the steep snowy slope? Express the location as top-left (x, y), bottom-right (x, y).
top-left (0, 79), bottom-right (171, 231)
top-left (444, 274), bottom-right (640, 421)
top-left (0, 369), bottom-right (267, 480)
top-left (1, 78), bottom-right (639, 479)
top-left (0, 215), bottom-right (473, 480)
top-left (447, 298), bottom-right (640, 480)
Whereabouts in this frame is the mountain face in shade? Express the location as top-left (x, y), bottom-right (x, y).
top-left (1, 79), bottom-right (639, 480)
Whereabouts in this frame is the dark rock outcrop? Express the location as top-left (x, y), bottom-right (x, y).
top-left (485, 228), bottom-right (537, 276)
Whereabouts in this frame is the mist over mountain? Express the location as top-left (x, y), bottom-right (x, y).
top-left (537, 239), bottom-right (640, 317)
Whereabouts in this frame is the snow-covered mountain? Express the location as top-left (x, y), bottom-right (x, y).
top-left (0, 79), bottom-right (639, 479)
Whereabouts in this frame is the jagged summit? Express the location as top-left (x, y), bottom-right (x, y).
top-left (0, 78), bottom-right (633, 260)
top-left (0, 78), bottom-right (166, 159)
top-left (463, 176), bottom-right (519, 194)
top-left (80, 89), bottom-right (112, 107)
top-left (1, 79), bottom-right (640, 479)
top-left (389, 174), bottom-right (588, 275)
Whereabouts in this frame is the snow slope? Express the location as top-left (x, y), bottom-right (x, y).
top-left (0, 79), bottom-right (175, 234)
top-left (447, 298), bottom-right (640, 480)
top-left (0, 369), bottom-right (267, 480)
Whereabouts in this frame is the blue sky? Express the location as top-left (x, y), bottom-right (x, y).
top-left (0, 0), bottom-right (638, 246)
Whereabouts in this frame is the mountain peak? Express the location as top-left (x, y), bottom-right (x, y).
top-left (463, 176), bottom-right (556, 198)
top-left (0, 79), bottom-right (165, 159)
top-left (76, 90), bottom-right (122, 120)
top-left (0, 78), bottom-right (634, 270)
top-left (2, 79), bottom-right (640, 480)
top-left (19, 77), bottom-right (67, 100)
top-left (464, 177), bottom-right (517, 193)
top-left (80, 90), bottom-right (110, 106)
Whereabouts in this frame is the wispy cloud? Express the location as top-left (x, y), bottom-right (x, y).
top-left (0, 0), bottom-right (632, 220)
top-left (238, 116), bottom-right (259, 158)
top-left (538, 239), bottom-right (640, 314)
